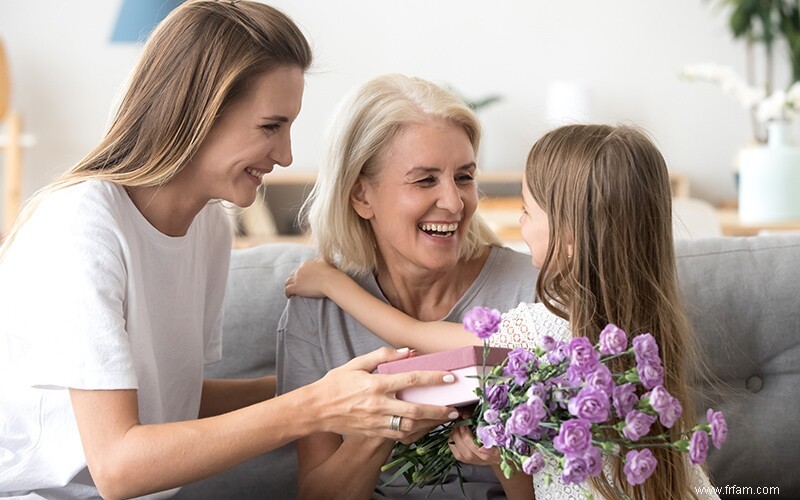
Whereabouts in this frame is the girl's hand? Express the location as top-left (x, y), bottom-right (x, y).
top-left (448, 418), bottom-right (501, 466)
top-left (307, 347), bottom-right (460, 441)
top-left (285, 258), bottom-right (341, 298)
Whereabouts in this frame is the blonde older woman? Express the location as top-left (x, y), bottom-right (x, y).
top-left (277, 74), bottom-right (539, 499)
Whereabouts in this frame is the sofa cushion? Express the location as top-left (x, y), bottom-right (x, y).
top-left (676, 235), bottom-right (800, 496)
top-left (175, 242), bottom-right (314, 499)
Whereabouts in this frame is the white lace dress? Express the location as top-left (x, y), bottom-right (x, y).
top-left (489, 301), bottom-right (720, 499)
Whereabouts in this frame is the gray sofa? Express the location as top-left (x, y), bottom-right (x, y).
top-left (176, 236), bottom-right (800, 498)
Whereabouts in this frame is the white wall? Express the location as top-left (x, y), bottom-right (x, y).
top-left (1, 0), bottom-right (784, 219)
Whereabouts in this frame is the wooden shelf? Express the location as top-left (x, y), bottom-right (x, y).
top-left (716, 208), bottom-right (800, 237)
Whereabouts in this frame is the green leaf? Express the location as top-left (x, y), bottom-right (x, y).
top-left (673, 439), bottom-right (691, 453)
top-left (381, 461), bottom-right (415, 487)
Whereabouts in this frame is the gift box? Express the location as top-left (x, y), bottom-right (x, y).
top-left (377, 345), bottom-right (511, 407)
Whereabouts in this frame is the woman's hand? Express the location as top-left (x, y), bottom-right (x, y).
top-left (285, 258), bottom-right (341, 298)
top-left (305, 347), bottom-right (459, 441)
top-left (448, 418), bottom-right (501, 466)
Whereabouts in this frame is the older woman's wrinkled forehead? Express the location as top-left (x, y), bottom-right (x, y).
top-left (363, 117), bottom-right (471, 181)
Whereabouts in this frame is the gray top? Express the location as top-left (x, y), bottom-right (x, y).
top-left (277, 246), bottom-right (538, 499)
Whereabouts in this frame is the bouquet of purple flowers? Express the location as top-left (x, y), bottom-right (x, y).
top-left (382, 306), bottom-right (728, 494)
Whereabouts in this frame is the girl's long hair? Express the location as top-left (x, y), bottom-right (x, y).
top-left (0, 0), bottom-right (311, 260)
top-left (528, 124), bottom-right (702, 500)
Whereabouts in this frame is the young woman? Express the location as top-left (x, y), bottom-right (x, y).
top-left (0, 3), bottom-right (460, 498)
top-left (286, 124), bottom-right (720, 499)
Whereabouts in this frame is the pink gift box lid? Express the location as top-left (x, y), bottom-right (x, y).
top-left (376, 346), bottom-right (513, 406)
top-left (376, 345), bottom-right (511, 374)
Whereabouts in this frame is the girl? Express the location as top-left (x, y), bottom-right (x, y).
top-left (0, 2), bottom-right (460, 498)
top-left (285, 124), bottom-right (719, 499)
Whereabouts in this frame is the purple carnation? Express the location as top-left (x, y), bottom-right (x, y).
top-left (526, 382), bottom-right (547, 401)
top-left (511, 438), bottom-right (531, 456)
top-left (527, 428), bottom-right (548, 441)
top-left (599, 323), bottom-right (628, 355)
top-left (567, 337), bottom-right (601, 374)
top-left (551, 386), bottom-right (572, 410)
top-left (463, 306), bottom-right (502, 340)
top-left (658, 396), bottom-right (682, 429)
top-left (566, 364), bottom-right (585, 387)
top-left (624, 449), bottom-right (657, 485)
top-left (689, 430), bottom-right (710, 465)
top-left (583, 445), bottom-right (603, 477)
top-left (476, 423), bottom-right (507, 449)
top-left (585, 364), bottom-right (615, 396)
top-left (632, 333), bottom-right (660, 364)
top-left (504, 347), bottom-right (537, 385)
top-left (486, 383), bottom-right (510, 410)
top-left (622, 410), bottom-right (657, 442)
top-left (646, 385), bottom-right (672, 413)
top-left (637, 359), bottom-right (665, 390)
top-left (546, 341), bottom-right (569, 365)
top-left (707, 408), bottom-right (728, 449)
top-left (567, 386), bottom-right (611, 423)
top-left (553, 418), bottom-right (593, 455)
top-left (540, 335), bottom-right (558, 352)
top-left (612, 383), bottom-right (639, 418)
top-left (483, 408), bottom-right (500, 424)
top-left (506, 396), bottom-right (547, 436)
top-left (561, 454), bottom-right (590, 485)
top-left (523, 452), bottom-right (545, 475)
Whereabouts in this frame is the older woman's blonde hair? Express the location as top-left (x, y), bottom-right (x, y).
top-left (1, 0), bottom-right (311, 259)
top-left (302, 74), bottom-right (501, 276)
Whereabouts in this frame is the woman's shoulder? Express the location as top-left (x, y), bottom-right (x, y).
top-left (25, 181), bottom-right (124, 240)
top-left (480, 245), bottom-right (537, 283)
top-left (40, 179), bottom-right (120, 211)
top-left (489, 245), bottom-right (534, 269)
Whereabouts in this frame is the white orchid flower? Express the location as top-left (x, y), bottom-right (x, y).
top-left (756, 90), bottom-right (789, 123)
top-left (682, 63), bottom-right (800, 124)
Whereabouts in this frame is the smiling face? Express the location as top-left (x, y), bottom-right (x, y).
top-left (520, 181), bottom-right (550, 268)
top-left (181, 66), bottom-right (305, 208)
top-left (351, 120), bottom-right (478, 274)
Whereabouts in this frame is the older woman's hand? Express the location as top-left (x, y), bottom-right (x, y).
top-left (306, 347), bottom-right (459, 440)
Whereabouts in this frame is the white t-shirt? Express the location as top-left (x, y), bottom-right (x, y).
top-left (0, 180), bottom-right (232, 498)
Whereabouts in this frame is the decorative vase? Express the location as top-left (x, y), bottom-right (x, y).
top-left (738, 121), bottom-right (800, 224)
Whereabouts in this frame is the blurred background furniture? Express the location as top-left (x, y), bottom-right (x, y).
top-left (0, 36), bottom-right (34, 237)
top-left (716, 206), bottom-right (800, 236)
top-left (672, 197), bottom-right (723, 239)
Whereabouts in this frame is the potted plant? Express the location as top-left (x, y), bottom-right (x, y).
top-left (724, 0), bottom-right (800, 141)
top-left (683, 0), bottom-right (800, 223)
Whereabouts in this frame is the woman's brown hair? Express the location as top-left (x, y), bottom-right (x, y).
top-left (527, 124), bottom-right (702, 499)
top-left (1, 0), bottom-right (311, 258)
